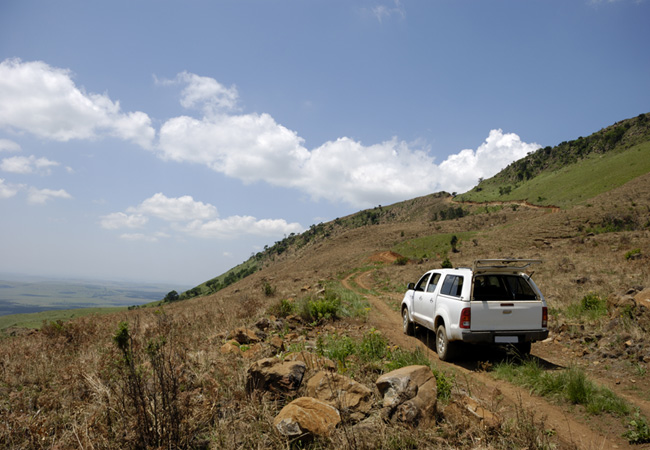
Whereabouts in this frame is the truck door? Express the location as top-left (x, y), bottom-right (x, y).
top-left (412, 273), bottom-right (431, 320)
top-left (422, 273), bottom-right (441, 320)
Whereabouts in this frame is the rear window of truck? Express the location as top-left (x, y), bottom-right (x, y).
top-left (473, 275), bottom-right (537, 301)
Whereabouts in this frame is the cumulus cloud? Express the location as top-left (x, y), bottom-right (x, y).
top-left (103, 193), bottom-right (303, 239)
top-left (0, 178), bottom-right (20, 199)
top-left (157, 113), bottom-right (308, 184)
top-left (27, 187), bottom-right (72, 204)
top-left (437, 129), bottom-right (540, 194)
top-left (0, 58), bottom-right (155, 148)
top-left (156, 72), bottom-right (540, 208)
top-left (156, 71), bottom-right (239, 116)
top-left (0, 139), bottom-right (20, 152)
top-left (1, 155), bottom-right (60, 175)
top-left (0, 62), bottom-right (541, 211)
top-left (100, 212), bottom-right (148, 230)
top-left (180, 216), bottom-right (303, 239)
top-left (127, 193), bottom-right (218, 222)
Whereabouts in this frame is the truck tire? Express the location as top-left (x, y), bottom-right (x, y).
top-left (402, 307), bottom-right (415, 336)
top-left (436, 325), bottom-right (455, 361)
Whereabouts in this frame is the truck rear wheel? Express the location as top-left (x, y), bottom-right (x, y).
top-left (436, 325), bottom-right (455, 361)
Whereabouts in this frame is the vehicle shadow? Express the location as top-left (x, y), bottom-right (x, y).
top-left (413, 326), bottom-right (563, 371)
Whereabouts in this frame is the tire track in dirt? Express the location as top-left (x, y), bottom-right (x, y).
top-left (343, 269), bottom-right (634, 450)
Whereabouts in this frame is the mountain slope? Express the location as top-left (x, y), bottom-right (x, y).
top-left (456, 112), bottom-right (650, 208)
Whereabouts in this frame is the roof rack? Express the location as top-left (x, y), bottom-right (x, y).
top-left (472, 259), bottom-right (542, 272)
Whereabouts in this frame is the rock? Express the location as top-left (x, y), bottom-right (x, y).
top-left (305, 371), bottom-right (373, 421)
top-left (246, 357), bottom-right (306, 396)
top-left (375, 365), bottom-right (437, 426)
top-left (220, 341), bottom-right (242, 356)
top-left (227, 327), bottom-right (265, 345)
top-left (393, 377), bottom-right (437, 426)
top-left (241, 343), bottom-right (263, 359)
top-left (269, 336), bottom-right (284, 351)
top-left (376, 365), bottom-right (433, 409)
top-left (442, 394), bottom-right (500, 430)
top-left (255, 317), bottom-right (272, 331)
top-left (274, 397), bottom-right (340, 439)
top-left (285, 351), bottom-right (336, 372)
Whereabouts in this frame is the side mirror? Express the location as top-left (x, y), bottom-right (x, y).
top-left (407, 282), bottom-right (415, 290)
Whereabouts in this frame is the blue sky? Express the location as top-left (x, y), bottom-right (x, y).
top-left (0, 0), bottom-right (648, 286)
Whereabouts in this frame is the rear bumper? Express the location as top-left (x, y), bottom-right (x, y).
top-left (461, 329), bottom-right (549, 343)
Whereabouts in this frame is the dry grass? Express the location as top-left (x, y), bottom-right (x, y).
top-left (1, 174), bottom-right (649, 448)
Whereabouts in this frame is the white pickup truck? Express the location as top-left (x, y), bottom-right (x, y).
top-left (401, 259), bottom-right (548, 360)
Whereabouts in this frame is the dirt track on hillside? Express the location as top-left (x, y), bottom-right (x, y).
top-left (343, 270), bottom-right (636, 450)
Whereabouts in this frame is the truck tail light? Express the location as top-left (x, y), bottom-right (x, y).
top-left (542, 307), bottom-right (548, 328)
top-left (460, 308), bottom-right (471, 329)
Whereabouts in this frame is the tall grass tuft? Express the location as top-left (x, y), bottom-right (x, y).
top-left (493, 359), bottom-right (629, 416)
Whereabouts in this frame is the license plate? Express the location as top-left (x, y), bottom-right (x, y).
top-left (495, 336), bottom-right (518, 343)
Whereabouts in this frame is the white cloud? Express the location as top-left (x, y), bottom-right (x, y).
top-left (0, 139), bottom-right (20, 152)
top-left (103, 192), bottom-right (303, 240)
top-left (0, 178), bottom-right (20, 199)
top-left (0, 58), bottom-right (155, 148)
top-left (119, 233), bottom-right (158, 243)
top-left (127, 193), bottom-right (218, 222)
top-left (371, 0), bottom-right (406, 22)
top-left (437, 129), bottom-right (540, 194)
top-left (154, 72), bottom-right (541, 208)
top-left (1, 155), bottom-right (60, 174)
top-left (180, 216), bottom-right (303, 239)
top-left (157, 113), bottom-right (308, 184)
top-left (27, 187), bottom-right (72, 204)
top-left (100, 212), bottom-right (148, 229)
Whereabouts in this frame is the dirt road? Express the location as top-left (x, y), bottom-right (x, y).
top-left (343, 269), bottom-right (637, 450)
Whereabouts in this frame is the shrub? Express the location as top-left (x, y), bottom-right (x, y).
top-left (394, 256), bottom-right (410, 266)
top-left (625, 248), bottom-right (641, 260)
top-left (566, 293), bottom-right (607, 320)
top-left (441, 257), bottom-right (453, 268)
top-left (262, 281), bottom-right (276, 297)
top-left (625, 410), bottom-right (650, 444)
top-left (268, 298), bottom-right (295, 317)
top-left (107, 316), bottom-right (210, 448)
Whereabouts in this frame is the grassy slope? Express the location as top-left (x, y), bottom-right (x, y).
top-left (0, 306), bottom-right (127, 331)
top-left (457, 141), bottom-right (650, 208)
top-left (457, 112), bottom-right (650, 208)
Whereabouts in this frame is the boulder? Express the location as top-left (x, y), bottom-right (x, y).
top-left (442, 394), bottom-right (500, 430)
top-left (246, 357), bottom-right (306, 396)
top-left (227, 327), bottom-right (266, 344)
top-left (393, 377), bottom-right (437, 426)
top-left (376, 365), bottom-right (433, 409)
top-left (375, 365), bottom-right (437, 426)
top-left (285, 351), bottom-right (337, 372)
top-left (305, 371), bottom-right (373, 421)
top-left (220, 340), bottom-right (242, 356)
top-left (274, 397), bottom-right (340, 439)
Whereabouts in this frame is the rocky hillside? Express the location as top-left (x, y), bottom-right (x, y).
top-left (1, 116), bottom-right (650, 449)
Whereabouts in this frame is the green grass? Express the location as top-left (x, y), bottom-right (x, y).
top-left (565, 293), bottom-right (608, 321)
top-left (0, 307), bottom-right (127, 331)
top-left (457, 141), bottom-right (650, 208)
top-left (316, 330), bottom-right (453, 401)
top-left (492, 359), bottom-right (630, 416)
top-left (392, 232), bottom-right (476, 260)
